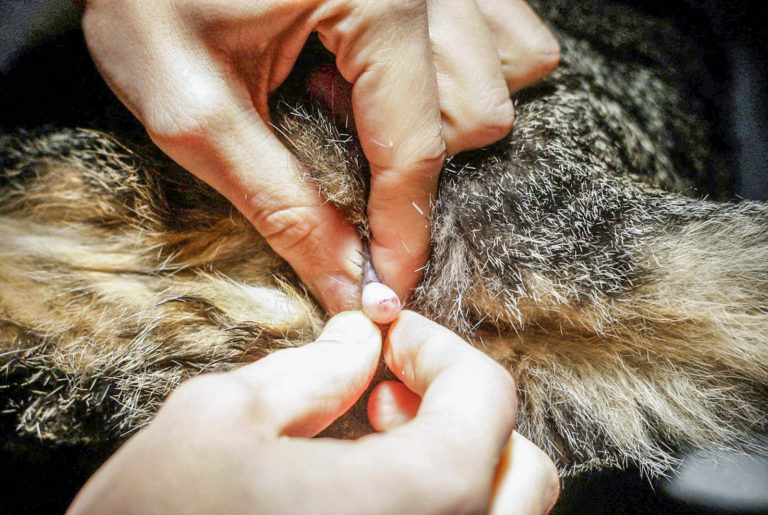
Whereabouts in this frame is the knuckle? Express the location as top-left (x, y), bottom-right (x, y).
top-left (169, 372), bottom-right (259, 422)
top-left (416, 133), bottom-right (449, 167)
top-left (168, 373), bottom-right (231, 408)
top-left (144, 92), bottom-right (234, 146)
top-left (534, 30), bottom-right (561, 64)
top-left (249, 204), bottom-right (324, 256)
top-left (481, 96), bottom-right (516, 133)
top-left (174, 373), bottom-right (217, 396)
top-left (512, 23), bottom-right (560, 65)
top-left (394, 134), bottom-right (447, 178)
top-left (530, 41), bottom-right (561, 81)
top-left (368, 132), bottom-right (445, 193)
top-left (503, 34), bottom-right (561, 93)
top-left (461, 93), bottom-right (515, 146)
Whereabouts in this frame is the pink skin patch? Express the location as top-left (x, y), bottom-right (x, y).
top-left (306, 64), bottom-right (355, 132)
top-left (362, 282), bottom-right (402, 325)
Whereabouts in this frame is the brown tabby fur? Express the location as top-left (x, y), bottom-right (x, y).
top-left (1, 0), bottom-right (767, 476)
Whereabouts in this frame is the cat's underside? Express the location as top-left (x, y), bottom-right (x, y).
top-left (1, 0), bottom-right (767, 477)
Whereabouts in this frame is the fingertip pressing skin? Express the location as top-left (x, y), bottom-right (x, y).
top-left (362, 282), bottom-right (402, 324)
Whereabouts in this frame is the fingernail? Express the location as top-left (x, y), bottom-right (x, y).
top-left (362, 282), bottom-right (401, 325)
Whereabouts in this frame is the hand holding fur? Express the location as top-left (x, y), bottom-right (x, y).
top-left (82, 0), bottom-right (557, 308)
top-left (68, 311), bottom-right (558, 514)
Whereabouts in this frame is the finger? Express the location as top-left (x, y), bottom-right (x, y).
top-left (362, 282), bottom-right (402, 325)
top-left (317, 1), bottom-right (445, 301)
top-left (228, 311), bottom-right (381, 437)
top-left (490, 432), bottom-right (561, 515)
top-left (382, 311), bottom-right (518, 467)
top-left (428, 0), bottom-right (515, 155)
top-left (475, 0), bottom-right (560, 93)
top-left (147, 83), bottom-right (364, 314)
top-left (102, 15), bottom-right (365, 314)
top-left (367, 380), bottom-right (420, 431)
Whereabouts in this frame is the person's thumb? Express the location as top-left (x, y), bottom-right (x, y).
top-left (230, 311), bottom-right (382, 437)
top-left (150, 96), bottom-right (364, 313)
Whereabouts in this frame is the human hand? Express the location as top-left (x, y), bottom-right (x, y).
top-left (67, 311), bottom-right (559, 514)
top-left (82, 0), bottom-right (559, 311)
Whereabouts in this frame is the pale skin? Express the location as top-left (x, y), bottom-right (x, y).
top-left (78, 1), bottom-right (561, 510)
top-left (362, 281), bottom-right (402, 324)
top-left (82, 0), bottom-right (560, 312)
top-left (68, 311), bottom-right (559, 514)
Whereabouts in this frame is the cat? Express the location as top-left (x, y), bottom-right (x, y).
top-left (1, 0), bottom-right (766, 479)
